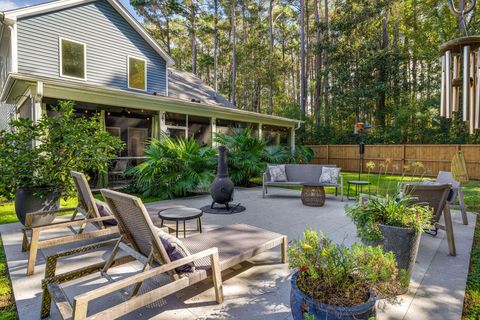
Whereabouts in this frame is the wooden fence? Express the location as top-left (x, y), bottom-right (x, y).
top-left (307, 144), bottom-right (480, 180)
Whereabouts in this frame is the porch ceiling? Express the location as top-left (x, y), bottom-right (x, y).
top-left (2, 73), bottom-right (301, 128)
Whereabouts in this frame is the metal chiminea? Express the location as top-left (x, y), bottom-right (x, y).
top-left (210, 145), bottom-right (235, 209)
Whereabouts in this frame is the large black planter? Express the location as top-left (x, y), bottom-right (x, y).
top-left (378, 224), bottom-right (421, 279)
top-left (15, 188), bottom-right (59, 226)
top-left (290, 271), bottom-right (376, 320)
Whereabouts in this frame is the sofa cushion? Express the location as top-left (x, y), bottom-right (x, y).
top-left (155, 227), bottom-right (195, 273)
top-left (268, 165), bottom-right (288, 182)
top-left (319, 167), bottom-right (340, 184)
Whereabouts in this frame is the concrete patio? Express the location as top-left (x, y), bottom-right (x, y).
top-left (1, 187), bottom-right (476, 320)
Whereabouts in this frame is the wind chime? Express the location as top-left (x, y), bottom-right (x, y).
top-left (439, 0), bottom-right (480, 134)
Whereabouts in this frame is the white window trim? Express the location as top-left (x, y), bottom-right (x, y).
top-left (127, 55), bottom-right (147, 92)
top-left (59, 37), bottom-right (87, 81)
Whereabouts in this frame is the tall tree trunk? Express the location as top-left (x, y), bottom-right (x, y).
top-left (314, 0), bottom-right (322, 126)
top-left (190, 2), bottom-right (197, 74)
top-left (323, 0), bottom-right (330, 125)
top-left (231, 1), bottom-right (237, 106)
top-left (268, 0), bottom-right (275, 115)
top-left (165, 16), bottom-right (171, 54)
top-left (213, 0), bottom-right (219, 91)
top-left (376, 2), bottom-right (390, 131)
top-left (299, 0), bottom-right (306, 117)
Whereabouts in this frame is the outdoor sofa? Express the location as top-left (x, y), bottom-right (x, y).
top-left (263, 164), bottom-right (344, 201)
top-left (41, 189), bottom-right (287, 319)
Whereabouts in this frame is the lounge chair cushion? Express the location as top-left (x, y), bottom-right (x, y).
top-left (268, 165), bottom-right (288, 182)
top-left (94, 200), bottom-right (117, 226)
top-left (155, 228), bottom-right (195, 273)
top-left (319, 167), bottom-right (340, 184)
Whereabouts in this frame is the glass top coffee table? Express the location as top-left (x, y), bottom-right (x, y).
top-left (158, 207), bottom-right (203, 238)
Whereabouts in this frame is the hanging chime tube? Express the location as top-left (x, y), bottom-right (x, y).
top-left (453, 54), bottom-right (460, 112)
top-left (476, 49), bottom-right (480, 130)
top-left (446, 50), bottom-right (452, 118)
top-left (441, 54), bottom-right (446, 117)
top-left (463, 45), bottom-right (471, 122)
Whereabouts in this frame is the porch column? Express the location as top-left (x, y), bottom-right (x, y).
top-left (258, 123), bottom-right (263, 140)
top-left (159, 111), bottom-right (167, 138)
top-left (211, 117), bottom-right (217, 147)
top-left (32, 81), bottom-right (43, 123)
top-left (290, 126), bottom-right (296, 156)
top-left (32, 82), bottom-right (43, 147)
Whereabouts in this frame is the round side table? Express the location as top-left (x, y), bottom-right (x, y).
top-left (301, 183), bottom-right (326, 207)
top-left (347, 180), bottom-right (371, 200)
top-left (158, 207), bottom-right (203, 238)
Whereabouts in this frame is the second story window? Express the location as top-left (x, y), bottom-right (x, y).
top-left (128, 56), bottom-right (147, 91)
top-left (60, 38), bottom-right (86, 80)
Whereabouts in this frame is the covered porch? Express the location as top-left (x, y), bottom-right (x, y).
top-left (2, 73), bottom-right (300, 159)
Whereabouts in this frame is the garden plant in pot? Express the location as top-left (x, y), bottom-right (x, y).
top-left (0, 100), bottom-right (123, 226)
top-left (346, 194), bottom-right (432, 286)
top-left (289, 229), bottom-right (402, 320)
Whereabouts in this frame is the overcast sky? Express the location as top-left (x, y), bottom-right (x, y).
top-left (0, 0), bottom-right (143, 22)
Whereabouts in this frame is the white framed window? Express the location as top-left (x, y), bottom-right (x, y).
top-left (59, 37), bottom-right (86, 80)
top-left (127, 56), bottom-right (147, 91)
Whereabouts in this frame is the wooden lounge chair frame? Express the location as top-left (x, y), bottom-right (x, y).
top-left (41, 189), bottom-right (287, 320)
top-left (22, 171), bottom-right (118, 275)
top-left (405, 183), bottom-right (457, 256)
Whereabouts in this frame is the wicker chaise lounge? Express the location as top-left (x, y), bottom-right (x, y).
top-left (41, 189), bottom-right (287, 319)
top-left (22, 171), bottom-right (119, 275)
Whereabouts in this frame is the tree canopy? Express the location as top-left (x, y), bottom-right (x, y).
top-left (131, 0), bottom-right (480, 144)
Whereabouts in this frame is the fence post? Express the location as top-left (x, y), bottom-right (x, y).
top-left (402, 144), bottom-right (406, 171)
top-left (326, 145), bottom-right (329, 164)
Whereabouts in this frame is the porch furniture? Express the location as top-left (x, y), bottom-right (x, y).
top-left (405, 183), bottom-right (456, 256)
top-left (263, 164), bottom-right (344, 201)
top-left (108, 159), bottom-right (129, 186)
top-left (346, 180), bottom-right (371, 200)
top-left (301, 183), bottom-right (326, 207)
top-left (22, 171), bottom-right (119, 275)
top-left (158, 207), bottom-right (203, 238)
top-left (41, 189), bottom-right (288, 320)
top-left (435, 171), bottom-right (468, 225)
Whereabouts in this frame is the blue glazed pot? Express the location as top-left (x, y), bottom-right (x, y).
top-left (290, 271), bottom-right (376, 320)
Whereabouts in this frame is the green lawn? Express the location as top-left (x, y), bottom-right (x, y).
top-left (0, 177), bottom-right (477, 319)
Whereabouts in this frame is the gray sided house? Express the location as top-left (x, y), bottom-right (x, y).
top-left (0, 0), bottom-right (300, 158)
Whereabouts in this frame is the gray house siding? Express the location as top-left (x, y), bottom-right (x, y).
top-left (16, 0), bottom-right (167, 95)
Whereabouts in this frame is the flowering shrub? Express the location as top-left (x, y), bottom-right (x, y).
top-left (289, 229), bottom-right (402, 307)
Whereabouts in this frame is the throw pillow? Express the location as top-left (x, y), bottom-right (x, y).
top-left (94, 199), bottom-right (117, 226)
top-left (268, 165), bottom-right (288, 182)
top-left (319, 167), bottom-right (340, 184)
top-left (156, 227), bottom-right (195, 273)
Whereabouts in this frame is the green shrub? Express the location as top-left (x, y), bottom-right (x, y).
top-left (289, 229), bottom-right (402, 307)
top-left (129, 136), bottom-right (216, 199)
top-left (0, 100), bottom-right (123, 200)
top-left (214, 127), bottom-right (312, 185)
top-left (345, 194), bottom-right (433, 242)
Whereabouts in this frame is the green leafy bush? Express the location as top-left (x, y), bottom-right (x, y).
top-left (0, 100), bottom-right (123, 200)
top-left (128, 136), bottom-right (216, 199)
top-left (346, 194), bottom-right (433, 242)
top-left (289, 229), bottom-right (402, 307)
top-left (214, 127), bottom-right (312, 185)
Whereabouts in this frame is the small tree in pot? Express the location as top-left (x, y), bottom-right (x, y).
top-left (289, 229), bottom-right (402, 320)
top-left (0, 101), bottom-right (124, 225)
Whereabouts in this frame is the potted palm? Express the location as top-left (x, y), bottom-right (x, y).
top-left (289, 229), bottom-right (402, 320)
top-left (0, 101), bottom-right (123, 226)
